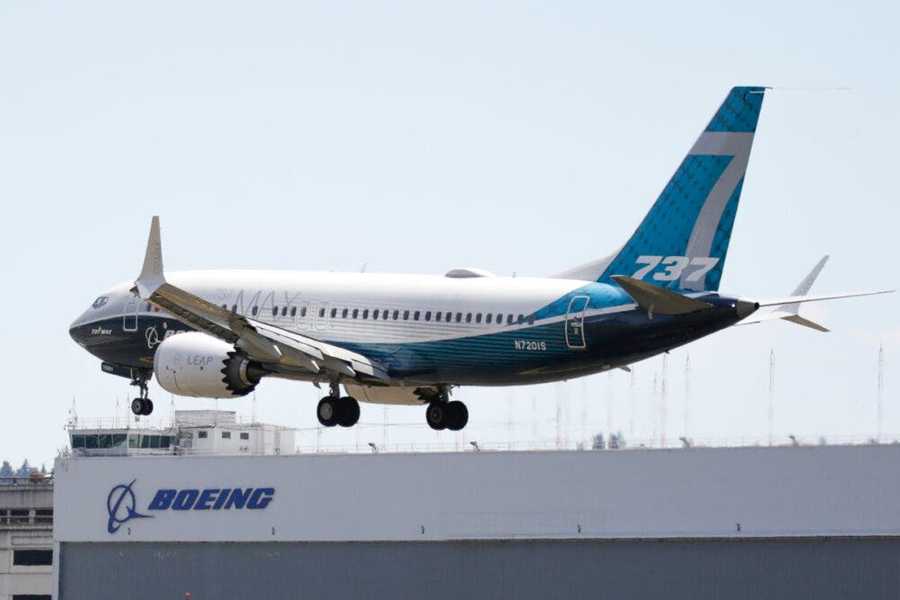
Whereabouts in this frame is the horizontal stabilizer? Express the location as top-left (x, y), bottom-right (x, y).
top-left (757, 289), bottom-right (894, 307)
top-left (782, 314), bottom-right (830, 332)
top-left (612, 275), bottom-right (712, 316)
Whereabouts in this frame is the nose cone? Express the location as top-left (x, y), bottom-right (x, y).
top-left (69, 293), bottom-right (115, 349)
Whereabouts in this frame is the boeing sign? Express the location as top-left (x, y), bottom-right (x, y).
top-left (106, 480), bottom-right (275, 534)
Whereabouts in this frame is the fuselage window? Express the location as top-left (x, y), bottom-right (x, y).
top-left (528, 315), bottom-right (535, 325)
top-left (291, 307), bottom-right (298, 317)
top-left (435, 311), bottom-right (442, 322)
top-left (231, 304), bottom-right (237, 313)
top-left (413, 311), bottom-right (420, 321)
top-left (466, 313), bottom-right (472, 323)
top-left (331, 308), bottom-right (337, 318)
top-left (352, 309), bottom-right (359, 319)
top-left (476, 313), bottom-right (482, 323)
top-left (393, 310), bottom-right (400, 320)
top-left (486, 313), bottom-right (492, 324)
top-left (445, 312), bottom-right (452, 323)
top-left (403, 310), bottom-right (410, 320)
top-left (272, 306), bottom-right (279, 317)
top-left (496, 313), bottom-right (502, 324)
top-left (425, 311), bottom-right (431, 321)
top-left (342, 308), bottom-right (349, 318)
top-left (517, 314), bottom-right (524, 324)
top-left (373, 309), bottom-right (379, 320)
top-left (507, 314), bottom-right (514, 325)
top-left (362, 309), bottom-right (369, 319)
top-left (319, 307), bottom-right (325, 318)
top-left (282, 306), bottom-right (288, 317)
top-left (456, 312), bottom-right (462, 323)
top-left (252, 306), bottom-right (259, 316)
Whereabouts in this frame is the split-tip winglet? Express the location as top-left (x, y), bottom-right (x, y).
top-left (135, 216), bottom-right (166, 299)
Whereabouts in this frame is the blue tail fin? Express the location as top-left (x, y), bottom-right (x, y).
top-left (598, 86), bottom-right (767, 291)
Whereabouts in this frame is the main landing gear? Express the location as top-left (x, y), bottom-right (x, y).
top-left (425, 399), bottom-right (468, 431)
top-left (317, 383), bottom-right (360, 428)
top-left (130, 375), bottom-right (154, 416)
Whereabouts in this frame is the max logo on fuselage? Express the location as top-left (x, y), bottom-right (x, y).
top-left (106, 480), bottom-right (276, 535)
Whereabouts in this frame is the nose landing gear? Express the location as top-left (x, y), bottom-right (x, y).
top-left (130, 375), bottom-right (154, 416)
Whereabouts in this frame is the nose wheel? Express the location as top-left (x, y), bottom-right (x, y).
top-left (130, 375), bottom-right (154, 416)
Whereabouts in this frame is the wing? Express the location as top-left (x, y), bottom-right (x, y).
top-left (132, 217), bottom-right (389, 383)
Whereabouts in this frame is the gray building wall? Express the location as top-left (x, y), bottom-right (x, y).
top-left (59, 538), bottom-right (900, 600)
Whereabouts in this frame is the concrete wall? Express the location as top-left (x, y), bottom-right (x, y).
top-left (58, 538), bottom-right (900, 600)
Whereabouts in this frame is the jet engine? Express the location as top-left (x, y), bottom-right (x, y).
top-left (153, 332), bottom-right (262, 398)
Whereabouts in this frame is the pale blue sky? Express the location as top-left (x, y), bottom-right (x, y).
top-left (1, 1), bottom-right (897, 466)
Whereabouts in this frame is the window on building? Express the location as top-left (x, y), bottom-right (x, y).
top-left (149, 435), bottom-right (161, 449)
top-left (71, 435), bottom-right (85, 449)
top-left (128, 435), bottom-right (138, 448)
top-left (222, 431), bottom-right (232, 439)
top-left (198, 431), bottom-right (208, 439)
top-left (13, 549), bottom-right (53, 566)
top-left (160, 436), bottom-right (171, 449)
top-left (85, 435), bottom-right (98, 449)
top-left (240, 432), bottom-right (250, 440)
top-left (12, 595), bottom-right (52, 600)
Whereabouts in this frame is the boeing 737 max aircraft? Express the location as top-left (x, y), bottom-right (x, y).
top-left (69, 87), bottom-right (891, 431)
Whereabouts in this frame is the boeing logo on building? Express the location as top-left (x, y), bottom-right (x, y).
top-left (106, 480), bottom-right (275, 534)
top-left (107, 479), bottom-right (152, 534)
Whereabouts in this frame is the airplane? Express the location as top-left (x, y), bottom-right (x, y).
top-left (69, 86), bottom-right (891, 431)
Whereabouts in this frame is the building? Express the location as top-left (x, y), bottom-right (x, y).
top-left (52, 443), bottom-right (900, 599)
top-left (0, 477), bottom-right (53, 600)
top-left (69, 410), bottom-right (296, 457)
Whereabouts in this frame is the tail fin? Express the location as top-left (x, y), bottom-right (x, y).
top-left (598, 86), bottom-right (767, 291)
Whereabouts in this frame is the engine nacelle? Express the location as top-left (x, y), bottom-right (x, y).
top-left (154, 332), bottom-right (261, 398)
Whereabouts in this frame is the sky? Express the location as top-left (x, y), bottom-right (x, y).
top-left (0, 1), bottom-right (897, 467)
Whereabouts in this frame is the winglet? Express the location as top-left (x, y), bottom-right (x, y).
top-left (612, 275), bottom-right (713, 316)
top-left (135, 216), bottom-right (166, 299)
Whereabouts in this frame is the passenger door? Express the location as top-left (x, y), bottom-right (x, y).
top-left (123, 295), bottom-right (139, 333)
top-left (565, 295), bottom-right (589, 350)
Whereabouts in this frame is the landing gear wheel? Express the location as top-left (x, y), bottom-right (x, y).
top-left (317, 397), bottom-right (340, 427)
top-left (446, 401), bottom-right (468, 431)
top-left (337, 396), bottom-right (360, 427)
top-left (131, 398), bottom-right (154, 416)
top-left (426, 402), bottom-right (449, 431)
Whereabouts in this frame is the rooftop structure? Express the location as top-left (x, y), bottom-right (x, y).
top-left (67, 410), bottom-right (296, 457)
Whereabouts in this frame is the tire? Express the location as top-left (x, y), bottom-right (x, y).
top-left (447, 401), bottom-right (468, 431)
top-left (425, 402), bottom-right (448, 430)
top-left (141, 399), bottom-right (154, 416)
top-left (131, 398), bottom-right (144, 416)
top-left (337, 396), bottom-right (360, 427)
top-left (317, 397), bottom-right (339, 427)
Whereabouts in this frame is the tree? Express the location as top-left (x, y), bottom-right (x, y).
top-left (0, 461), bottom-right (13, 479)
top-left (16, 459), bottom-right (32, 477)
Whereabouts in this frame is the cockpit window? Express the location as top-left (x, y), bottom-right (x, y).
top-left (92, 296), bottom-right (109, 309)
